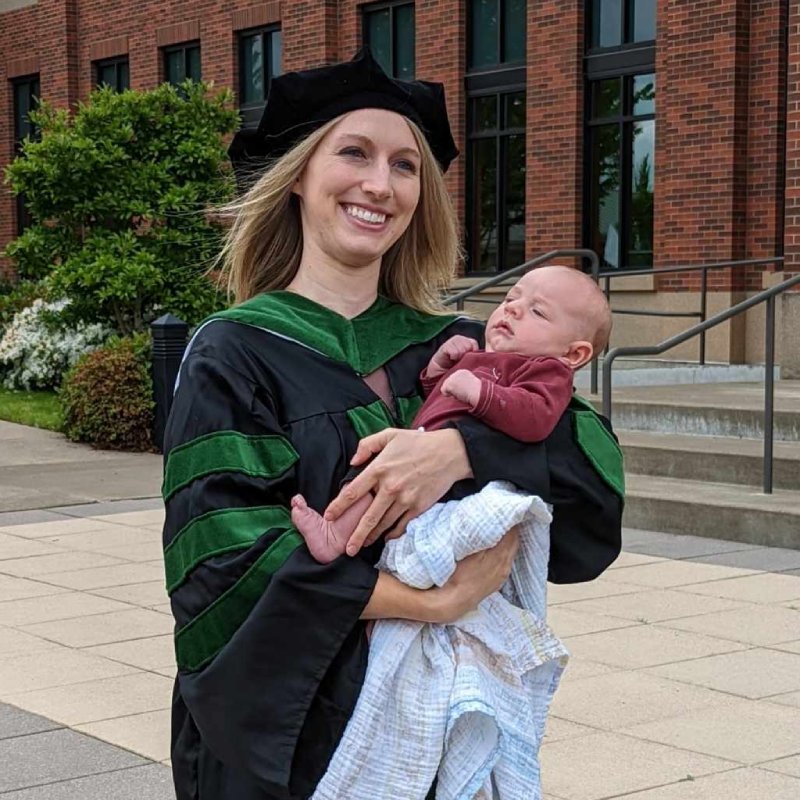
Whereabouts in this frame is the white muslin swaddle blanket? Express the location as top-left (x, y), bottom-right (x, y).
top-left (312, 481), bottom-right (569, 800)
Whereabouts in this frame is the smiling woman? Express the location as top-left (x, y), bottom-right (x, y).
top-left (161, 48), bottom-right (623, 800)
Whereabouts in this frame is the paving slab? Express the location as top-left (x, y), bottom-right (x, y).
top-left (0, 591), bottom-right (131, 626)
top-left (0, 703), bottom-right (61, 740)
top-left (0, 764), bottom-right (174, 800)
top-left (0, 727), bottom-right (147, 793)
top-left (550, 671), bottom-right (735, 730)
top-left (76, 709), bottom-right (172, 762)
top-left (563, 623), bottom-right (747, 669)
top-left (622, 528), bottom-right (760, 559)
top-left (555, 587), bottom-right (749, 623)
top-left (621, 697), bottom-right (800, 764)
top-left (0, 649), bottom-right (138, 694)
top-left (5, 671), bottom-right (173, 726)
top-left (646, 647), bottom-right (800, 699)
top-left (687, 546), bottom-right (800, 572)
top-left (681, 572), bottom-right (800, 603)
top-left (761, 754), bottom-right (800, 778)
top-left (540, 731), bottom-right (736, 800)
top-left (614, 767), bottom-right (800, 799)
top-left (659, 604), bottom-right (800, 646)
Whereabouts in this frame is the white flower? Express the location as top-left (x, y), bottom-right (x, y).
top-left (0, 299), bottom-right (112, 391)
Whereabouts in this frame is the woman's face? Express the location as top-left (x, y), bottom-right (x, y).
top-left (293, 108), bottom-right (422, 271)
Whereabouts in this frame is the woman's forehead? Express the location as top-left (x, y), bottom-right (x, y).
top-left (327, 108), bottom-right (418, 149)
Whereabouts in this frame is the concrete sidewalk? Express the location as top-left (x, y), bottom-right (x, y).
top-left (1, 497), bottom-right (799, 798)
top-left (0, 421), bottom-right (161, 513)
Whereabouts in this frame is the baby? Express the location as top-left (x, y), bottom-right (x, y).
top-left (291, 265), bottom-right (612, 562)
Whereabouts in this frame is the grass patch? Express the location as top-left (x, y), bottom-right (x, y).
top-left (0, 387), bottom-right (63, 431)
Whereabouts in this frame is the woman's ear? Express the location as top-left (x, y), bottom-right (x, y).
top-left (562, 340), bottom-right (594, 370)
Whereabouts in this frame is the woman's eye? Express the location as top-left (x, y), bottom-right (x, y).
top-left (394, 159), bottom-right (417, 174)
top-left (339, 147), bottom-right (366, 158)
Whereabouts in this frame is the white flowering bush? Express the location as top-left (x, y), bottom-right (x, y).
top-left (0, 299), bottom-right (110, 390)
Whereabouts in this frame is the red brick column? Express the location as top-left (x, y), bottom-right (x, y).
top-left (526, 1), bottom-right (583, 261)
top-left (415, 0), bottom-right (466, 263)
top-left (742, 0), bottom-right (788, 289)
top-left (785, 0), bottom-right (800, 274)
top-left (282, 0), bottom-right (339, 71)
top-left (655, 0), bottom-right (751, 291)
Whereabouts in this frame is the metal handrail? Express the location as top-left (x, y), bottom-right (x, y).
top-left (589, 256), bottom-right (785, 393)
top-left (444, 249), bottom-right (599, 310)
top-left (602, 271), bottom-right (800, 494)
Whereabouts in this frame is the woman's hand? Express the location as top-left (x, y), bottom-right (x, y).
top-left (324, 427), bottom-right (472, 555)
top-left (434, 527), bottom-right (520, 623)
top-left (361, 527), bottom-right (520, 624)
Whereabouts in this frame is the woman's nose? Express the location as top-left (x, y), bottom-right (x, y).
top-left (362, 163), bottom-right (393, 199)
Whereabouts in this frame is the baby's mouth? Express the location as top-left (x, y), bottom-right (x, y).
top-left (494, 321), bottom-right (513, 335)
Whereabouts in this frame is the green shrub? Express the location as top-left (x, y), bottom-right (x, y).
top-left (60, 332), bottom-right (155, 451)
top-left (4, 81), bottom-right (238, 333)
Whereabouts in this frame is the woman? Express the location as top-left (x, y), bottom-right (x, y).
top-left (162, 50), bottom-right (622, 800)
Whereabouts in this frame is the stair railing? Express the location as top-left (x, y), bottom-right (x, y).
top-left (601, 271), bottom-right (800, 494)
top-left (443, 249), bottom-right (600, 310)
top-left (589, 257), bottom-right (785, 394)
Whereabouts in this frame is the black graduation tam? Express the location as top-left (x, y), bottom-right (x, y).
top-left (228, 48), bottom-right (459, 186)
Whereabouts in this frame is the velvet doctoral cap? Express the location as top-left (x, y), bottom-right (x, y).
top-left (228, 48), bottom-right (459, 186)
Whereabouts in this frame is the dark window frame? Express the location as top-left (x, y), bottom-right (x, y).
top-left (465, 2), bottom-right (527, 275)
top-left (11, 74), bottom-right (41, 236)
top-left (587, 0), bottom-right (656, 53)
top-left (237, 25), bottom-right (281, 128)
top-left (465, 80), bottom-right (527, 275)
top-left (583, 1), bottom-right (656, 271)
top-left (361, 0), bottom-right (416, 79)
top-left (94, 56), bottom-right (130, 92)
top-left (467, 0), bottom-right (527, 73)
top-left (584, 72), bottom-right (655, 270)
top-left (163, 41), bottom-right (201, 86)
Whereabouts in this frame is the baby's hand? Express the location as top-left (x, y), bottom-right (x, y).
top-left (429, 335), bottom-right (479, 375)
top-left (440, 369), bottom-right (482, 407)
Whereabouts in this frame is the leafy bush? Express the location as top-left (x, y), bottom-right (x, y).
top-left (4, 81), bottom-right (238, 334)
top-left (0, 298), bottom-right (109, 390)
top-left (60, 333), bottom-right (155, 451)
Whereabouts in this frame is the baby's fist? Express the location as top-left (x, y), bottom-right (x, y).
top-left (432, 335), bottom-right (479, 371)
top-left (440, 369), bottom-right (481, 407)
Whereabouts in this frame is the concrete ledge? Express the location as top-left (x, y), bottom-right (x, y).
top-left (624, 475), bottom-right (800, 550)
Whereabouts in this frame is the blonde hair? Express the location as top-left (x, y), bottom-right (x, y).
top-left (215, 114), bottom-right (460, 313)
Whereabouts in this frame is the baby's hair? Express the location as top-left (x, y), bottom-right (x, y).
top-left (536, 265), bottom-right (612, 353)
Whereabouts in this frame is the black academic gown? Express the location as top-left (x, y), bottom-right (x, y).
top-left (162, 291), bottom-right (623, 800)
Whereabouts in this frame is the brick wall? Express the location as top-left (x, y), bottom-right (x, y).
top-left (526, 1), bottom-right (583, 264)
top-left (0, 0), bottom-right (795, 294)
top-left (786, 0), bottom-right (800, 273)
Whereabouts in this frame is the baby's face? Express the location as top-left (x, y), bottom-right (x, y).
top-left (485, 268), bottom-right (590, 361)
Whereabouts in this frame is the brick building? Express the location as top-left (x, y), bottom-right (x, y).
top-left (1, 0), bottom-right (798, 368)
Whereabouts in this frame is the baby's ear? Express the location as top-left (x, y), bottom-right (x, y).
top-left (563, 340), bottom-right (594, 370)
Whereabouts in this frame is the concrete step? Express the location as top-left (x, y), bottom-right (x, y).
top-left (574, 362), bottom-right (779, 390)
top-left (618, 431), bottom-right (800, 491)
top-left (623, 474), bottom-right (800, 550)
top-left (590, 381), bottom-right (800, 440)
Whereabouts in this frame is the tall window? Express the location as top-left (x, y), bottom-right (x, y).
top-left (12, 75), bottom-right (40, 235)
top-left (363, 1), bottom-right (415, 80)
top-left (238, 27), bottom-right (282, 127)
top-left (590, 0), bottom-right (656, 49)
top-left (468, 93), bottom-right (526, 272)
top-left (469, 0), bottom-right (526, 70)
top-left (466, 0), bottom-right (527, 273)
top-left (585, 0), bottom-right (655, 269)
top-left (95, 57), bottom-right (130, 92)
top-left (164, 42), bottom-right (201, 86)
